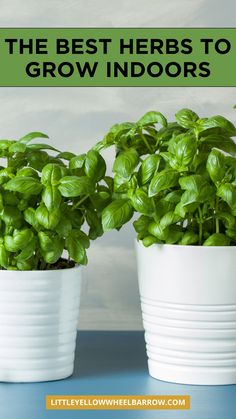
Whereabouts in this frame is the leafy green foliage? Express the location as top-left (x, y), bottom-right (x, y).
top-left (100, 108), bottom-right (236, 246)
top-left (0, 133), bottom-right (110, 270)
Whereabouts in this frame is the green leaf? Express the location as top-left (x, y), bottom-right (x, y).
top-left (55, 215), bottom-right (72, 237)
top-left (0, 167), bottom-right (15, 186)
top-left (174, 134), bottom-right (197, 167)
top-left (27, 150), bottom-right (49, 171)
top-left (203, 233), bottom-right (230, 246)
top-left (165, 226), bottom-right (183, 244)
top-left (35, 205), bottom-right (60, 229)
top-left (69, 154), bottom-right (86, 170)
top-left (142, 235), bottom-right (157, 247)
top-left (65, 230), bottom-right (88, 265)
top-left (180, 231), bottom-right (199, 245)
top-left (149, 169), bottom-right (179, 197)
top-left (179, 175), bottom-right (214, 203)
top-left (226, 229), bottom-right (236, 239)
top-left (206, 149), bottom-right (225, 185)
top-left (15, 237), bottom-right (36, 262)
top-left (9, 142), bottom-right (26, 153)
top-left (56, 151), bottom-right (76, 160)
top-left (17, 167), bottom-right (39, 179)
top-left (38, 231), bottom-right (64, 264)
top-left (113, 149), bottom-right (139, 179)
top-left (136, 111), bottom-right (167, 128)
top-left (24, 207), bottom-right (41, 231)
top-left (159, 211), bottom-right (181, 230)
top-left (163, 190), bottom-right (182, 204)
top-left (0, 140), bottom-right (12, 150)
top-left (133, 215), bottom-right (150, 235)
top-left (216, 212), bottom-right (235, 229)
top-left (198, 116), bottom-right (236, 136)
top-left (85, 150), bottom-right (106, 181)
top-left (27, 143), bottom-right (59, 152)
top-left (200, 135), bottom-right (236, 157)
top-left (0, 206), bottom-right (23, 227)
top-left (4, 176), bottom-right (42, 195)
top-left (148, 221), bottom-right (167, 241)
top-left (5, 229), bottom-right (34, 252)
top-left (139, 154), bottom-right (160, 185)
top-left (2, 191), bottom-right (19, 206)
top-left (16, 257), bottom-right (37, 270)
top-left (41, 163), bottom-right (63, 186)
top-left (86, 210), bottom-right (103, 240)
top-left (0, 244), bottom-right (9, 268)
top-left (58, 176), bottom-right (94, 197)
top-left (131, 189), bottom-right (154, 215)
top-left (42, 185), bottom-right (61, 210)
top-left (102, 199), bottom-right (133, 231)
top-left (19, 132), bottom-right (49, 144)
top-left (175, 108), bottom-right (199, 129)
top-left (217, 183), bottom-right (236, 210)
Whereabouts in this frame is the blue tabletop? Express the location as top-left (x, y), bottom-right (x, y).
top-left (0, 331), bottom-right (235, 419)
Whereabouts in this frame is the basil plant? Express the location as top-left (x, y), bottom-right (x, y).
top-left (0, 132), bottom-right (111, 270)
top-left (99, 109), bottom-right (236, 247)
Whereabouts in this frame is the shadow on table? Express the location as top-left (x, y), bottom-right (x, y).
top-left (72, 331), bottom-right (148, 379)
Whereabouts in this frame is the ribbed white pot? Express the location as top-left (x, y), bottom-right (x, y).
top-left (135, 241), bottom-right (236, 385)
top-left (0, 266), bottom-right (81, 383)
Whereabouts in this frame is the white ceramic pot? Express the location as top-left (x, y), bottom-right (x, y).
top-left (0, 266), bottom-right (81, 383)
top-left (135, 241), bottom-right (236, 385)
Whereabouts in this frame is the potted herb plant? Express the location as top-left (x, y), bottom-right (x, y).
top-left (0, 132), bottom-right (110, 382)
top-left (99, 109), bottom-right (236, 385)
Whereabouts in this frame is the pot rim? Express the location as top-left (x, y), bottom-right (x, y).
top-left (135, 239), bottom-right (236, 250)
top-left (0, 264), bottom-right (81, 275)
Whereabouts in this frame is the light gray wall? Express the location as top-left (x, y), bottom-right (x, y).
top-left (0, 0), bottom-right (235, 329)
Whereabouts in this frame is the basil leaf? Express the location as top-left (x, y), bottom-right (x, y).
top-left (38, 231), bottom-right (64, 264)
top-left (59, 176), bottom-right (94, 197)
top-left (19, 132), bottom-right (49, 144)
top-left (148, 221), bottom-right (168, 241)
top-left (198, 116), bottom-right (236, 136)
top-left (139, 154), bottom-right (160, 185)
top-left (65, 230), bottom-right (88, 265)
top-left (41, 163), bottom-right (63, 186)
top-left (131, 189), bottom-right (154, 215)
top-left (4, 176), bottom-right (42, 195)
top-left (9, 142), bottom-right (26, 153)
top-left (203, 233), bottom-right (230, 246)
top-left (206, 149), bottom-right (225, 185)
top-left (175, 108), bottom-right (199, 129)
top-left (56, 151), bottom-right (76, 160)
top-left (0, 244), bottom-right (9, 268)
top-left (160, 211), bottom-right (181, 230)
top-left (200, 135), bottom-right (236, 157)
top-left (102, 199), bottom-right (133, 231)
top-left (217, 183), bottom-right (236, 210)
top-left (35, 204), bottom-right (60, 229)
top-left (149, 169), bottom-right (179, 197)
top-left (42, 185), bottom-right (61, 210)
top-left (133, 215), bottom-right (150, 235)
top-left (180, 231), bottom-right (199, 245)
top-left (17, 167), bottom-right (39, 179)
top-left (85, 150), bottom-right (106, 181)
top-left (136, 111), bottom-right (167, 128)
top-left (69, 154), bottom-right (86, 170)
top-left (113, 149), bottom-right (139, 179)
top-left (174, 134), bottom-right (197, 167)
top-left (142, 235), bottom-right (157, 247)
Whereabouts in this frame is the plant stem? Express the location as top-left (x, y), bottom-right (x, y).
top-left (73, 194), bottom-right (89, 209)
top-left (198, 207), bottom-right (203, 245)
top-left (140, 132), bottom-right (153, 153)
top-left (215, 197), bottom-right (219, 234)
